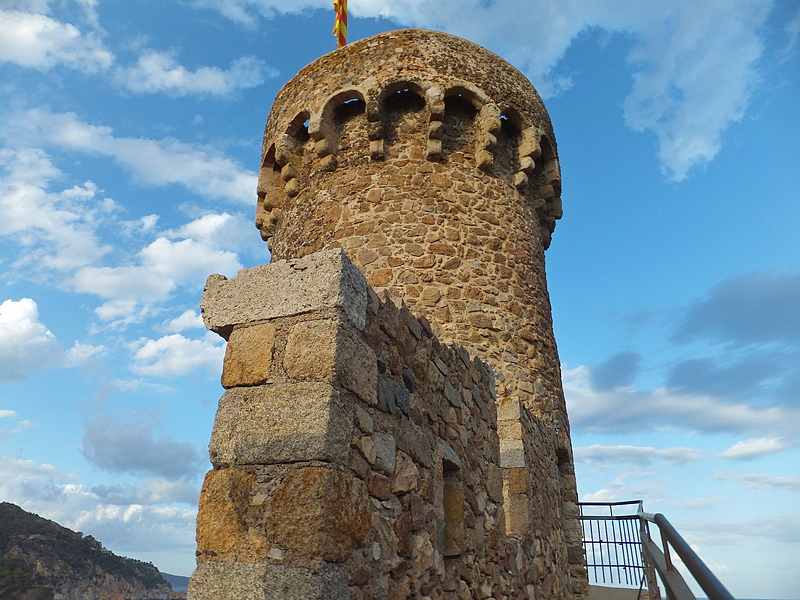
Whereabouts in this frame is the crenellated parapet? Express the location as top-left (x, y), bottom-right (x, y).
top-left (256, 29), bottom-right (563, 252)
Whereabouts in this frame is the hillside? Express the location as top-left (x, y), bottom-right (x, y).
top-left (0, 502), bottom-right (172, 600)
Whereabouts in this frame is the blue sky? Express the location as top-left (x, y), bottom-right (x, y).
top-left (0, 0), bottom-right (798, 596)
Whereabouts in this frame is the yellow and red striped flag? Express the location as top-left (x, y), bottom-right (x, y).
top-left (333, 0), bottom-right (347, 47)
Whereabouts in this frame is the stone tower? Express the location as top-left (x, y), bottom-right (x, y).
top-left (190, 29), bottom-right (587, 600)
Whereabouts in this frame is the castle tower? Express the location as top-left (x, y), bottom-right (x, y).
top-left (190, 29), bottom-right (586, 600)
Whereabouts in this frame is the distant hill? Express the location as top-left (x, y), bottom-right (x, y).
top-left (160, 573), bottom-right (190, 592)
top-left (0, 502), bottom-right (173, 600)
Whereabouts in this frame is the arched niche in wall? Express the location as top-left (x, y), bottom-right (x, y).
top-left (440, 87), bottom-right (481, 160)
top-left (380, 81), bottom-right (427, 160)
top-left (494, 108), bottom-right (523, 180)
top-left (330, 91), bottom-right (367, 166)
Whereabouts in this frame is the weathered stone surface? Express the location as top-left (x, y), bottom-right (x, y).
top-left (201, 249), bottom-right (368, 338)
top-left (189, 561), bottom-right (349, 600)
top-left (500, 439), bottom-right (526, 468)
top-left (209, 383), bottom-right (351, 467)
top-left (269, 467), bottom-right (371, 563)
top-left (222, 322), bottom-right (276, 388)
top-left (195, 468), bottom-right (263, 560)
top-left (284, 319), bottom-right (337, 380)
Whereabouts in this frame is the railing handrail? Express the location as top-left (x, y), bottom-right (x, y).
top-left (638, 511), bottom-right (735, 600)
top-left (578, 501), bottom-right (736, 600)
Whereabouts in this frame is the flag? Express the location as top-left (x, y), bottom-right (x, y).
top-left (333, 0), bottom-right (347, 48)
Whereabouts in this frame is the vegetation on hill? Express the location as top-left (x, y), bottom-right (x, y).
top-left (0, 502), bottom-right (171, 600)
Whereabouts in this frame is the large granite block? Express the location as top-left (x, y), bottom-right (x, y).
top-left (209, 382), bottom-right (351, 467)
top-left (201, 249), bottom-right (368, 339)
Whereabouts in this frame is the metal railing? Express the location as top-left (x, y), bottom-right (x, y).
top-left (578, 501), bottom-right (735, 600)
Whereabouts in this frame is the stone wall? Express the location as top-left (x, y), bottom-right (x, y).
top-left (189, 250), bottom-right (584, 600)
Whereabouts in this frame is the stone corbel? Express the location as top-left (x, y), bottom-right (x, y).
top-left (476, 103), bottom-right (501, 171)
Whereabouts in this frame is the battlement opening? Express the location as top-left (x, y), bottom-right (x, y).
top-left (442, 94), bottom-right (478, 158)
top-left (382, 84), bottom-right (426, 159)
top-left (286, 111), bottom-right (310, 144)
top-left (494, 109), bottom-right (523, 178)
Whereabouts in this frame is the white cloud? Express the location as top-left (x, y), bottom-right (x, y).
top-left (115, 50), bottom-right (274, 97)
top-left (0, 148), bottom-right (113, 272)
top-left (563, 365), bottom-right (800, 437)
top-left (72, 231), bottom-right (242, 323)
top-left (131, 333), bottom-right (224, 377)
top-left (714, 470), bottom-right (800, 492)
top-left (579, 471), bottom-right (667, 507)
top-left (0, 8), bottom-right (112, 72)
top-left (0, 409), bottom-right (17, 418)
top-left (81, 413), bottom-right (202, 478)
top-left (164, 310), bottom-right (205, 333)
top-left (3, 109), bottom-right (257, 203)
top-left (0, 298), bottom-right (62, 381)
top-left (64, 341), bottom-right (106, 366)
top-left (575, 444), bottom-right (700, 467)
top-left (0, 455), bottom-right (198, 559)
top-left (193, 0), bottom-right (772, 181)
top-left (718, 436), bottom-right (791, 460)
top-left (91, 479), bottom-right (200, 506)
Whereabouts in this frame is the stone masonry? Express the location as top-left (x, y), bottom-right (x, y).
top-left (189, 29), bottom-right (588, 600)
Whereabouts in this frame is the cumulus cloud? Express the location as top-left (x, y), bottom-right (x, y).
top-left (71, 214), bottom-right (244, 324)
top-left (0, 147), bottom-right (113, 272)
top-left (3, 109), bottom-right (257, 203)
top-left (0, 410), bottom-right (32, 441)
top-left (682, 514), bottom-right (800, 545)
top-left (714, 470), bottom-right (800, 492)
top-left (81, 413), bottom-right (202, 478)
top-left (0, 455), bottom-right (198, 560)
top-left (575, 444), bottom-right (700, 467)
top-left (163, 310), bottom-right (205, 333)
top-left (675, 271), bottom-right (800, 346)
top-left (718, 437), bottom-right (791, 460)
top-left (0, 8), bottom-right (112, 72)
top-left (193, 0), bottom-right (772, 180)
top-left (91, 479), bottom-right (200, 506)
top-left (579, 471), bottom-right (667, 507)
top-left (590, 351), bottom-right (643, 391)
top-left (665, 353), bottom-right (785, 401)
top-left (563, 365), bottom-right (800, 437)
top-left (0, 298), bottom-right (62, 381)
top-left (131, 333), bottom-right (224, 377)
top-left (115, 50), bottom-right (275, 97)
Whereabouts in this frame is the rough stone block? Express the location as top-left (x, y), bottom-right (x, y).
top-left (504, 493), bottom-right (530, 535)
top-left (209, 382), bottom-right (351, 467)
top-left (188, 561), bottom-right (350, 600)
top-left (195, 468), bottom-right (261, 560)
top-left (337, 324), bottom-right (378, 406)
top-left (507, 467), bottom-right (528, 494)
top-left (500, 439), bottom-right (526, 468)
top-left (269, 467), bottom-right (371, 563)
top-left (284, 320), bottom-right (337, 380)
top-left (497, 396), bottom-right (522, 422)
top-left (201, 249), bottom-right (368, 339)
top-left (284, 319), bottom-right (377, 406)
top-left (222, 323), bottom-right (276, 388)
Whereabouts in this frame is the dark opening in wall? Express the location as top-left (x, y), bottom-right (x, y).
top-left (442, 453), bottom-right (464, 557)
top-left (286, 111), bottom-right (310, 145)
top-left (494, 109), bottom-right (522, 178)
top-left (333, 98), bottom-right (367, 158)
top-left (383, 86), bottom-right (426, 158)
top-left (442, 94), bottom-right (478, 157)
